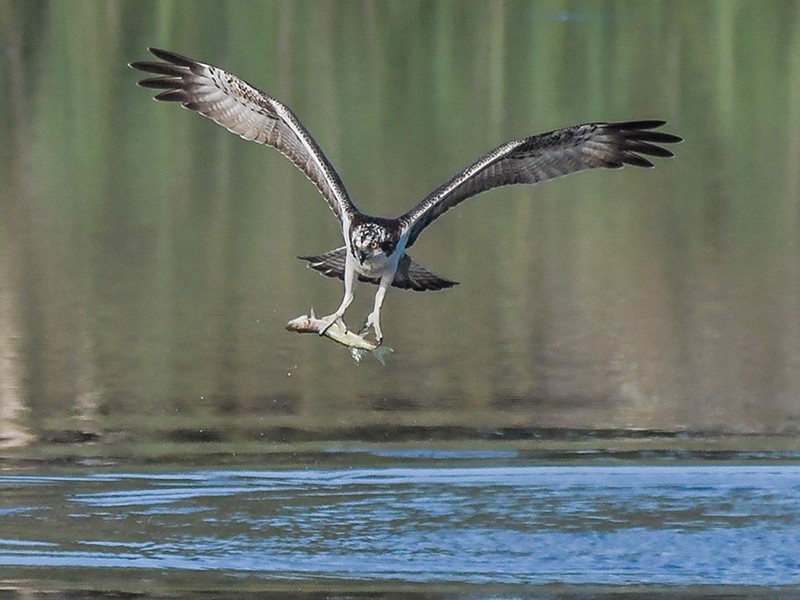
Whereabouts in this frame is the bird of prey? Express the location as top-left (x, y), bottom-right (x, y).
top-left (130, 48), bottom-right (681, 345)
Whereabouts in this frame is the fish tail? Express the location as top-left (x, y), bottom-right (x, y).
top-left (372, 346), bottom-right (394, 366)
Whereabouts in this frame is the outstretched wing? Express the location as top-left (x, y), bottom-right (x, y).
top-left (399, 121), bottom-right (681, 247)
top-left (129, 47), bottom-right (356, 222)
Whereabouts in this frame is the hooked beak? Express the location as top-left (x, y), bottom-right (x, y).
top-left (357, 250), bottom-right (368, 264)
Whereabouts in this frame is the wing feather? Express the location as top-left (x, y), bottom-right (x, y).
top-left (399, 121), bottom-right (681, 247)
top-left (298, 247), bottom-right (457, 291)
top-left (129, 47), bottom-right (356, 221)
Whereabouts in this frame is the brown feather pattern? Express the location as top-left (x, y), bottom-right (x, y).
top-left (399, 121), bottom-right (681, 248)
top-left (130, 48), bottom-right (681, 299)
top-left (129, 47), bottom-right (355, 222)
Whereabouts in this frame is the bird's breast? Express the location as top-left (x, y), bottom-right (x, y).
top-left (354, 252), bottom-right (397, 278)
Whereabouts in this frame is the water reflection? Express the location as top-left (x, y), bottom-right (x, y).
top-left (1, 2), bottom-right (799, 445)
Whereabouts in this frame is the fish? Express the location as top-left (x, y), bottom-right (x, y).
top-left (285, 309), bottom-right (394, 365)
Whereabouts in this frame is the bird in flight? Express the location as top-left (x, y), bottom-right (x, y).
top-left (130, 48), bottom-right (681, 345)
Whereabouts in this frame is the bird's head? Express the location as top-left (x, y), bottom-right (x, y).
top-left (350, 223), bottom-right (395, 265)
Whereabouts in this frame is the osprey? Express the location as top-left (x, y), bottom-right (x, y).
top-left (130, 48), bottom-right (681, 345)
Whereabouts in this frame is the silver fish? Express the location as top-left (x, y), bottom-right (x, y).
top-left (286, 310), bottom-right (393, 365)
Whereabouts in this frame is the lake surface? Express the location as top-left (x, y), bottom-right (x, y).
top-left (2, 1), bottom-right (800, 597)
top-left (3, 450), bottom-right (800, 597)
top-left (2, 1), bottom-right (800, 438)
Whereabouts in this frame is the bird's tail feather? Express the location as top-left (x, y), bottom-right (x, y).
top-left (298, 247), bottom-right (458, 292)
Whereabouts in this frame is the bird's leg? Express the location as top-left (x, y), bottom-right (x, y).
top-left (320, 256), bottom-right (357, 334)
top-left (360, 274), bottom-right (391, 345)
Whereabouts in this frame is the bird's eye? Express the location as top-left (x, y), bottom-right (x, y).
top-left (370, 241), bottom-right (378, 249)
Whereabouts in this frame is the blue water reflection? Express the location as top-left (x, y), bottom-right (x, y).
top-left (1, 464), bottom-right (799, 585)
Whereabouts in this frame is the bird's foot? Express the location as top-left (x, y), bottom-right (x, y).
top-left (358, 314), bottom-right (373, 336)
top-left (319, 313), bottom-right (346, 336)
top-left (359, 313), bottom-right (383, 346)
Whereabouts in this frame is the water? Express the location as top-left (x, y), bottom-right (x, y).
top-left (2, 1), bottom-right (800, 438)
top-left (2, 2), bottom-right (800, 597)
top-left (2, 452), bottom-right (800, 595)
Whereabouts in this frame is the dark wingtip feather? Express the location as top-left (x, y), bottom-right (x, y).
top-left (612, 120), bottom-right (681, 167)
top-left (129, 61), bottom-right (186, 77)
top-left (626, 140), bottom-right (675, 158)
top-left (621, 153), bottom-right (655, 168)
top-left (617, 121), bottom-right (683, 144)
top-left (154, 89), bottom-right (186, 102)
top-left (626, 131), bottom-right (683, 145)
top-left (129, 60), bottom-right (159, 72)
top-left (137, 77), bottom-right (184, 90)
top-left (614, 120), bottom-right (666, 130)
top-left (148, 47), bottom-right (196, 67)
top-left (659, 133), bottom-right (683, 144)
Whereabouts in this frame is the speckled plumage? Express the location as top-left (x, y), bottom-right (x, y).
top-left (131, 48), bottom-right (681, 344)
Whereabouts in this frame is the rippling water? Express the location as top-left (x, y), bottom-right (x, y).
top-left (3, 3), bottom-right (800, 598)
top-left (2, 452), bottom-right (799, 595)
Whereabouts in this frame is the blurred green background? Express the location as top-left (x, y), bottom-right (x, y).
top-left (1, 0), bottom-right (799, 456)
